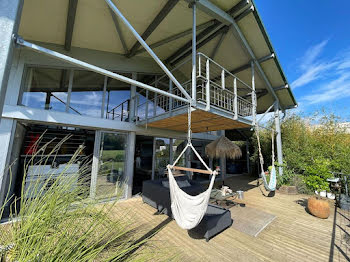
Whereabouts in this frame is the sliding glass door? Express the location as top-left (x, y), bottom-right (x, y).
top-left (96, 132), bottom-right (127, 199)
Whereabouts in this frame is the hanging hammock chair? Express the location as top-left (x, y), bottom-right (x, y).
top-left (255, 125), bottom-right (277, 192)
top-left (167, 103), bottom-right (217, 230)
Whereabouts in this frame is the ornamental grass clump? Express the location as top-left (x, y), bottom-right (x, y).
top-left (0, 136), bottom-right (158, 261)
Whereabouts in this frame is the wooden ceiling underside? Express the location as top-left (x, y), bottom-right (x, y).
top-left (145, 109), bottom-right (250, 133)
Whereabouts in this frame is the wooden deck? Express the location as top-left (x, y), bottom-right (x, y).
top-left (112, 175), bottom-right (349, 262)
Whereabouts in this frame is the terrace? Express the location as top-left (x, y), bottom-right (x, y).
top-left (114, 175), bottom-right (350, 262)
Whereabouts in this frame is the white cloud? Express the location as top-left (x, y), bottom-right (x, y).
top-left (291, 40), bottom-right (336, 89)
top-left (291, 39), bottom-right (350, 107)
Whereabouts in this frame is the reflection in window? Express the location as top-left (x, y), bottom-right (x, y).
top-left (105, 90), bottom-right (131, 121)
top-left (21, 68), bottom-right (69, 112)
top-left (172, 139), bottom-right (186, 167)
top-left (97, 132), bottom-right (127, 199)
top-left (69, 70), bottom-right (105, 117)
top-left (154, 138), bottom-right (170, 180)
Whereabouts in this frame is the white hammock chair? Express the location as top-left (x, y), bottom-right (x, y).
top-left (167, 104), bottom-right (217, 230)
top-left (255, 126), bottom-right (277, 192)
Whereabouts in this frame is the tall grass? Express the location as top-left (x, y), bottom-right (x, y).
top-left (0, 135), bottom-right (161, 261)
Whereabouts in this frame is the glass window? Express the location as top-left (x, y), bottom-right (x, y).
top-left (21, 68), bottom-right (69, 112)
top-left (105, 90), bottom-right (131, 121)
top-left (172, 139), bottom-right (186, 167)
top-left (97, 132), bottom-right (127, 199)
top-left (69, 70), bottom-right (104, 118)
top-left (154, 138), bottom-right (170, 180)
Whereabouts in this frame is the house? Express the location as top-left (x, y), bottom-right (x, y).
top-left (0, 0), bottom-right (297, 211)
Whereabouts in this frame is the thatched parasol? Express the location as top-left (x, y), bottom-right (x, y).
top-left (205, 136), bottom-right (242, 159)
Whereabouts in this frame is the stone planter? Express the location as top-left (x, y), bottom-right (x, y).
top-left (307, 197), bottom-right (330, 219)
top-left (278, 185), bottom-right (298, 195)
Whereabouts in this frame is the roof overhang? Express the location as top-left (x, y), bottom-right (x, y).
top-left (18, 0), bottom-right (297, 113)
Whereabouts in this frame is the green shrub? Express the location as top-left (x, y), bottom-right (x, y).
top-left (0, 138), bottom-right (168, 261)
top-left (251, 112), bottom-right (350, 193)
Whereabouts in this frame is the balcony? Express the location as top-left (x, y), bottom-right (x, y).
top-left (135, 53), bottom-right (256, 133)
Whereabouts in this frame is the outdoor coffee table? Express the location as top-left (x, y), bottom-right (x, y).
top-left (210, 189), bottom-right (240, 207)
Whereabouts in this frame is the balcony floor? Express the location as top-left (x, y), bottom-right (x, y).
top-left (111, 175), bottom-right (348, 262)
top-left (140, 107), bottom-right (250, 133)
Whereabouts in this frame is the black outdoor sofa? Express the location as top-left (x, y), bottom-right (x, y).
top-left (142, 176), bottom-right (232, 241)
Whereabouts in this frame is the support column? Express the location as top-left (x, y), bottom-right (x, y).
top-left (274, 102), bottom-right (283, 175)
top-left (169, 138), bottom-right (174, 164)
top-left (101, 76), bottom-right (108, 118)
top-left (0, 0), bottom-right (23, 123)
top-left (219, 130), bottom-right (226, 181)
top-left (90, 130), bottom-right (102, 199)
top-left (191, 2), bottom-right (196, 103)
top-left (125, 131), bottom-right (136, 198)
top-left (0, 119), bottom-right (17, 207)
top-left (251, 61), bottom-right (256, 125)
top-left (151, 137), bottom-right (156, 180)
top-left (129, 72), bottom-right (137, 122)
top-left (246, 140), bottom-right (250, 174)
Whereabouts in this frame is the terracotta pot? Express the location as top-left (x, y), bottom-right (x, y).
top-left (307, 197), bottom-right (330, 219)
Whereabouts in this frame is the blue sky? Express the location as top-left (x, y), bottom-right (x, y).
top-left (255, 0), bottom-right (350, 120)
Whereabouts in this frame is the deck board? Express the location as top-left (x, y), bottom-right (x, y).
top-left (112, 176), bottom-right (349, 262)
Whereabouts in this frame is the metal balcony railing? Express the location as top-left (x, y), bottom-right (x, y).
top-left (135, 53), bottom-right (256, 124)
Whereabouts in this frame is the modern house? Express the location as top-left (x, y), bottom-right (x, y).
top-left (0, 0), bottom-right (297, 210)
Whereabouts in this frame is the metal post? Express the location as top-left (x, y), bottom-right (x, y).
top-left (135, 95), bottom-right (139, 125)
top-left (246, 139), bottom-right (250, 174)
top-left (90, 130), bottom-right (102, 199)
top-left (145, 89), bottom-right (149, 126)
top-left (274, 102), bottom-right (283, 176)
top-left (101, 76), bottom-right (107, 118)
top-left (65, 69), bottom-right (74, 113)
top-left (220, 130), bottom-right (226, 180)
top-left (191, 2), bottom-right (197, 103)
top-left (106, 91), bottom-right (110, 119)
top-left (169, 79), bottom-right (173, 113)
top-left (151, 137), bottom-right (156, 180)
top-left (105, 0), bottom-right (191, 101)
top-left (129, 72), bottom-right (137, 122)
top-left (251, 61), bottom-right (256, 125)
top-left (198, 55), bottom-right (201, 77)
top-left (169, 138), bottom-right (174, 164)
top-left (125, 131), bottom-right (136, 198)
top-left (221, 69), bottom-right (225, 89)
top-left (0, 0), bottom-right (23, 123)
top-left (205, 59), bottom-right (210, 111)
top-left (154, 77), bottom-right (158, 117)
top-left (233, 77), bottom-right (238, 119)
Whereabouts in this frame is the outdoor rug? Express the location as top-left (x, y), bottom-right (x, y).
top-left (230, 205), bottom-right (276, 237)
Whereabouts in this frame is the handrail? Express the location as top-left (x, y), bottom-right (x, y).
top-left (107, 99), bottom-right (130, 121)
top-left (50, 93), bottom-right (82, 115)
top-left (197, 52), bottom-right (253, 90)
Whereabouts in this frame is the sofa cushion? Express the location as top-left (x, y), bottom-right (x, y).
top-left (162, 180), bottom-right (191, 188)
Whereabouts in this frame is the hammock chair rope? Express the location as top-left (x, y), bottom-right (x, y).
top-left (167, 101), bottom-right (217, 230)
top-left (255, 124), bottom-right (277, 192)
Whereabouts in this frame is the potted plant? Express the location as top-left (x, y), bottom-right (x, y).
top-left (307, 196), bottom-right (330, 219)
